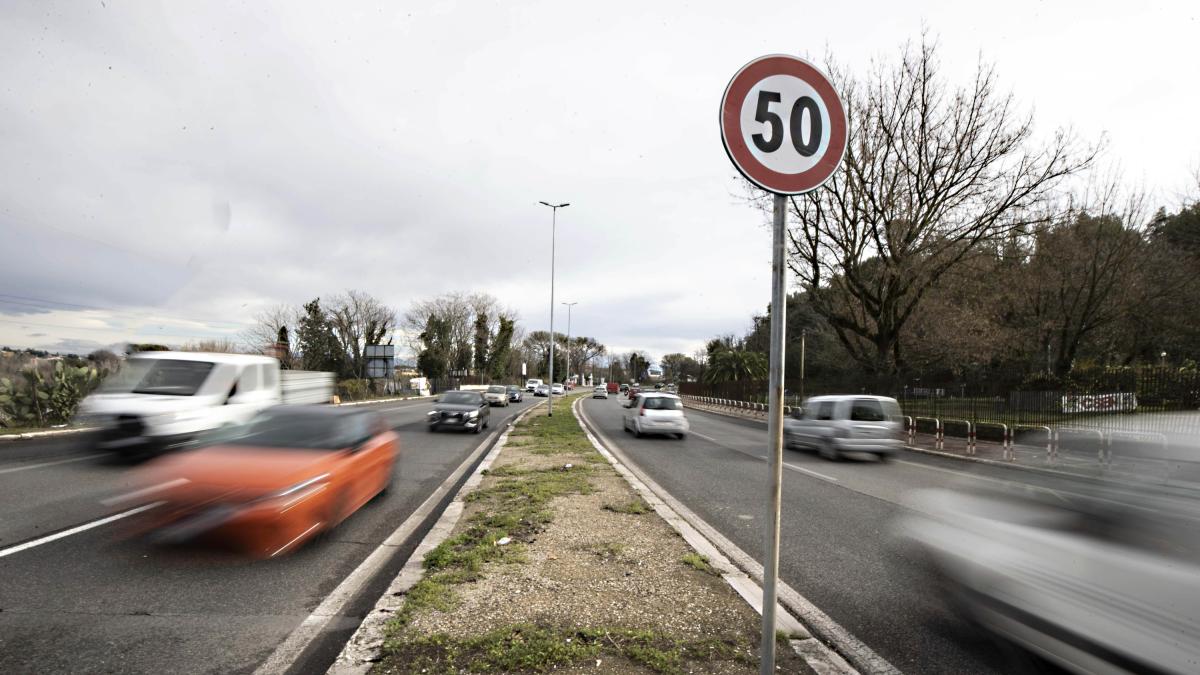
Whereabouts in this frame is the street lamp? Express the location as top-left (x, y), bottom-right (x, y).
top-left (1161, 351), bottom-right (1168, 368)
top-left (540, 201), bottom-right (569, 416)
top-left (562, 301), bottom-right (577, 388)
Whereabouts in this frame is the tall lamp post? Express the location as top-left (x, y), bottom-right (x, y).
top-left (562, 301), bottom-right (577, 388)
top-left (540, 201), bottom-right (569, 416)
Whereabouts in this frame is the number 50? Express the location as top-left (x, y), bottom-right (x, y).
top-left (751, 90), bottom-right (822, 157)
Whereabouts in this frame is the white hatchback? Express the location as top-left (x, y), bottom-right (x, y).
top-left (622, 393), bottom-right (689, 439)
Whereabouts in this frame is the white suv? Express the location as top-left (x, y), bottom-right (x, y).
top-left (783, 395), bottom-right (903, 461)
top-left (622, 393), bottom-right (689, 439)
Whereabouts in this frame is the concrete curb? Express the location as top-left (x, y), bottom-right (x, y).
top-left (575, 398), bottom-right (877, 675)
top-left (325, 404), bottom-right (539, 674)
top-left (335, 395), bottom-right (434, 407)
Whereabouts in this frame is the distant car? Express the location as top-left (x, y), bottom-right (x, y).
top-left (783, 395), bottom-right (903, 461)
top-left (551, 383), bottom-right (565, 395)
top-left (626, 386), bottom-right (641, 399)
top-left (654, 383), bottom-right (664, 390)
top-left (622, 393), bottom-right (688, 439)
top-left (534, 384), bottom-right (550, 397)
top-left (592, 386), bottom-right (608, 399)
top-left (428, 390), bottom-right (491, 433)
top-left (506, 385), bottom-right (523, 402)
top-left (483, 384), bottom-right (509, 407)
top-left (665, 384), bottom-right (678, 394)
top-left (525, 378), bottom-right (543, 392)
top-left (607, 381), bottom-right (620, 395)
top-left (619, 383), bottom-right (629, 393)
top-left (120, 406), bottom-right (398, 558)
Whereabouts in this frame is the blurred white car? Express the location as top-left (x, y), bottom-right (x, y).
top-left (784, 395), bottom-right (903, 461)
top-left (534, 384), bottom-right (550, 397)
top-left (592, 386), bottom-right (608, 399)
top-left (551, 383), bottom-right (565, 395)
top-left (898, 486), bottom-right (1200, 675)
top-left (622, 393), bottom-right (688, 439)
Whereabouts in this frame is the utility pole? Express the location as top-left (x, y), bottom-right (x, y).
top-left (562, 301), bottom-right (577, 387)
top-left (539, 201), bottom-right (569, 416)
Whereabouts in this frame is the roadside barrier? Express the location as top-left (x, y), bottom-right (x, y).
top-left (904, 416), bottom-right (915, 444)
top-left (942, 419), bottom-right (972, 454)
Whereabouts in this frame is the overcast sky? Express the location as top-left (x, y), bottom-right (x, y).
top-left (2, 0), bottom-right (1196, 362)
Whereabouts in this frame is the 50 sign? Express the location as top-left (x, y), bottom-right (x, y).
top-left (720, 55), bottom-right (847, 195)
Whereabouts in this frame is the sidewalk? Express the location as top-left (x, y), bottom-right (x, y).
top-left (332, 395), bottom-right (820, 674)
top-left (681, 396), bottom-right (1200, 491)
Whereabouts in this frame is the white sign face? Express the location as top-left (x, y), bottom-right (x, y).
top-left (721, 55), bottom-right (847, 195)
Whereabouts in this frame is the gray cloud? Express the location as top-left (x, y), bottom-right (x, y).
top-left (2, 1), bottom-right (1196, 359)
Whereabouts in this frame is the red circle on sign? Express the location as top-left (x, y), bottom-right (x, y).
top-left (720, 55), bottom-right (847, 195)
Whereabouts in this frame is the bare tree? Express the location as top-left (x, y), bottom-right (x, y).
top-left (240, 304), bottom-right (299, 366)
top-left (777, 37), bottom-right (1095, 374)
top-left (328, 290), bottom-right (397, 379)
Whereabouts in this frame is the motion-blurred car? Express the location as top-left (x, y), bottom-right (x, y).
top-left (619, 384), bottom-right (629, 393)
top-left (784, 395), bottom-right (903, 461)
top-left (534, 384), bottom-right (550, 397)
top-left (551, 383), bottom-right (565, 395)
top-left (607, 381), bottom-right (620, 395)
top-left (115, 406), bottom-right (397, 558)
top-left (665, 384), bottom-right (678, 394)
top-left (428, 390), bottom-right (491, 433)
top-left (483, 384), bottom-right (509, 407)
top-left (622, 393), bottom-right (688, 439)
top-left (592, 386), bottom-right (608, 399)
top-left (506, 385), bottom-right (523, 402)
top-left (898, 485), bottom-right (1200, 675)
top-left (525, 378), bottom-right (543, 392)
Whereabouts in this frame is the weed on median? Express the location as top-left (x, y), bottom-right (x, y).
top-left (681, 552), bottom-right (720, 576)
top-left (603, 499), bottom-right (652, 515)
top-left (381, 623), bottom-right (755, 675)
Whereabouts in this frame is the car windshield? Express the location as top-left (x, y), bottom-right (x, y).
top-left (440, 392), bottom-right (480, 404)
top-left (202, 411), bottom-right (369, 450)
top-left (487, 386), bottom-right (506, 393)
top-left (104, 359), bottom-right (215, 396)
top-left (642, 397), bottom-right (682, 411)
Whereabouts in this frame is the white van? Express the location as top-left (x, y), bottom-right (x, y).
top-left (77, 351), bottom-right (332, 455)
top-left (525, 378), bottom-right (544, 392)
top-left (783, 395), bottom-right (904, 461)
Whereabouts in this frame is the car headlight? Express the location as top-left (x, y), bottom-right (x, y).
top-left (428, 410), bottom-right (439, 417)
top-left (468, 410), bottom-right (479, 418)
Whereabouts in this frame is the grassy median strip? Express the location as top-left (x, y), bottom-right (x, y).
top-left (374, 395), bottom-right (808, 674)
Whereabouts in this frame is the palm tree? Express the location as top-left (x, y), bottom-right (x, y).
top-left (703, 347), bottom-right (767, 383)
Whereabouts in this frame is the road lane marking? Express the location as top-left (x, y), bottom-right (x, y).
top-left (783, 463), bottom-right (839, 482)
top-left (0, 453), bottom-right (105, 475)
top-left (689, 431), bottom-right (839, 483)
top-left (101, 478), bottom-right (191, 506)
top-left (0, 502), bottom-right (163, 559)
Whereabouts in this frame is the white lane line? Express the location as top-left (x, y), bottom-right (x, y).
top-left (0, 453), bottom-right (104, 475)
top-left (689, 431), bottom-right (839, 483)
top-left (101, 478), bottom-right (191, 506)
top-left (784, 463), bottom-right (839, 483)
top-left (0, 502), bottom-right (163, 559)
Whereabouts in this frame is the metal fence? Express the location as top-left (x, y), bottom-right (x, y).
top-left (681, 367), bottom-right (1200, 438)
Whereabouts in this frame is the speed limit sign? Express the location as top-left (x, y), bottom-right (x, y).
top-left (720, 54), bottom-right (847, 195)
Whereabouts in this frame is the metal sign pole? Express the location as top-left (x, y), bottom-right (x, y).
top-left (547, 207), bottom-right (556, 417)
top-left (760, 193), bottom-right (788, 674)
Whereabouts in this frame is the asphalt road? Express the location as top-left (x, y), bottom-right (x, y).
top-left (0, 395), bottom-right (540, 674)
top-left (577, 395), bottom-right (1143, 674)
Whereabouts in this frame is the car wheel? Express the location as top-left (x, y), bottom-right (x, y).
top-left (633, 423), bottom-right (643, 438)
top-left (675, 433), bottom-right (685, 440)
top-left (819, 439), bottom-right (841, 461)
top-left (877, 453), bottom-right (891, 463)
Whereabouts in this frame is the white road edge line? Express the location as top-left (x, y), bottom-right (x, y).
top-left (690, 430), bottom-right (840, 483)
top-left (0, 453), bottom-right (105, 475)
top-left (0, 502), bottom-right (163, 559)
top-left (324, 403), bottom-right (541, 675)
top-left (254, 404), bottom-right (537, 675)
top-left (578, 399), bottom-right (899, 675)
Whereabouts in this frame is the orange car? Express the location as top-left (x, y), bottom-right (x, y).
top-left (117, 406), bottom-right (398, 558)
